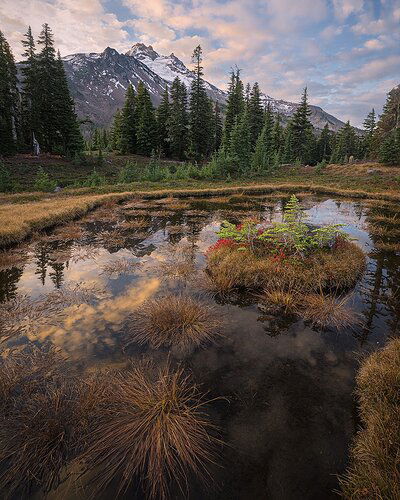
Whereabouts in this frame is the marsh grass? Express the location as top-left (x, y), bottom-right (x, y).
top-left (374, 241), bottom-right (400, 252)
top-left (126, 296), bottom-right (222, 349)
top-left (97, 229), bottom-right (126, 246)
top-left (78, 361), bottom-right (220, 499)
top-left (150, 210), bottom-right (175, 217)
top-left (100, 258), bottom-right (138, 278)
top-left (164, 199), bottom-right (190, 210)
top-left (300, 293), bottom-right (361, 329)
top-left (46, 282), bottom-right (108, 307)
top-left (339, 339), bottom-right (400, 499)
top-left (367, 213), bottom-right (400, 226)
top-left (0, 249), bottom-right (28, 270)
top-left (119, 218), bottom-right (151, 230)
top-left (51, 223), bottom-right (87, 241)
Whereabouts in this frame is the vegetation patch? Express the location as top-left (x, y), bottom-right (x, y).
top-left (339, 339), bottom-right (400, 499)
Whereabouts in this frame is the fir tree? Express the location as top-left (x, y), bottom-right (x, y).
top-left (20, 26), bottom-right (39, 149)
top-left (380, 129), bottom-right (400, 165)
top-left (189, 45), bottom-right (214, 161)
top-left (251, 103), bottom-right (274, 172)
top-left (362, 109), bottom-right (376, 159)
top-left (213, 101), bottom-right (223, 152)
top-left (0, 30), bottom-right (19, 155)
top-left (110, 109), bottom-right (123, 151)
top-left (376, 85), bottom-right (400, 136)
top-left (156, 86), bottom-right (170, 157)
top-left (248, 82), bottom-right (264, 148)
top-left (169, 77), bottom-right (188, 160)
top-left (317, 124), bottom-right (332, 162)
top-left (120, 84), bottom-right (136, 154)
top-left (289, 87), bottom-right (314, 163)
top-left (331, 121), bottom-right (358, 163)
top-left (272, 114), bottom-right (283, 156)
top-left (229, 111), bottom-right (252, 175)
top-left (135, 82), bottom-right (156, 156)
top-left (222, 69), bottom-right (245, 145)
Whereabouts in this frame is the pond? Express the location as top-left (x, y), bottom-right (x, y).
top-left (1, 193), bottom-right (399, 500)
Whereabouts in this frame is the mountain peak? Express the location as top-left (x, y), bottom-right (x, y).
top-left (125, 43), bottom-right (159, 61)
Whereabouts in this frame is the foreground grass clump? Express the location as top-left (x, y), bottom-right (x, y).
top-left (340, 339), bottom-right (400, 499)
top-left (207, 196), bottom-right (365, 294)
top-left (301, 294), bottom-right (360, 329)
top-left (126, 296), bottom-right (222, 349)
top-left (0, 349), bottom-right (108, 497)
top-left (79, 362), bottom-right (219, 499)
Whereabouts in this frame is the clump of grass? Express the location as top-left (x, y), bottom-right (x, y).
top-left (164, 199), bottom-right (190, 210)
top-left (0, 249), bottom-right (28, 270)
top-left (374, 241), bottom-right (400, 252)
top-left (301, 293), bottom-right (360, 329)
top-left (126, 296), bottom-right (222, 349)
top-left (78, 361), bottom-right (220, 499)
top-left (51, 223), bottom-right (87, 241)
top-left (97, 229), bottom-right (126, 246)
top-left (260, 289), bottom-right (301, 314)
top-left (367, 213), bottom-right (400, 226)
top-left (100, 258), bottom-right (138, 278)
top-left (339, 339), bottom-right (400, 499)
top-left (119, 218), bottom-right (151, 230)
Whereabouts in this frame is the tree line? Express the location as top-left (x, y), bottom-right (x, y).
top-left (0, 25), bottom-right (83, 157)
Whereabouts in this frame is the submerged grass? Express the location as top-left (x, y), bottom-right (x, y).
top-left (78, 361), bottom-right (220, 499)
top-left (339, 339), bottom-right (400, 499)
top-left (126, 296), bottom-right (222, 349)
top-left (301, 293), bottom-right (360, 329)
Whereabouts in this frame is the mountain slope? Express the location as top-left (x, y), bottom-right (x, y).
top-left (62, 43), bottom-right (347, 131)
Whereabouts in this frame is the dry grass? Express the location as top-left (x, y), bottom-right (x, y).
top-left (51, 223), bottom-right (87, 241)
top-left (374, 241), bottom-right (400, 252)
top-left (119, 218), bottom-right (151, 230)
top-left (366, 213), bottom-right (400, 226)
top-left (100, 258), bottom-right (138, 277)
top-left (259, 289), bottom-right (301, 314)
top-left (0, 350), bottom-right (109, 498)
top-left (0, 192), bottom-right (134, 247)
top-left (126, 296), bottom-right (222, 349)
top-left (96, 229), bottom-right (126, 246)
top-left (78, 361), bottom-right (220, 499)
top-left (339, 339), bottom-right (400, 499)
top-left (164, 199), bottom-right (190, 210)
top-left (0, 249), bottom-right (28, 270)
top-left (300, 293), bottom-right (360, 329)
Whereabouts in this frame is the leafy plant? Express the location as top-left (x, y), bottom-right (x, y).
top-left (33, 167), bottom-right (57, 192)
top-left (118, 161), bottom-right (139, 183)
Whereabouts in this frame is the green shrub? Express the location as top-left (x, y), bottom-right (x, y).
top-left (140, 156), bottom-right (170, 182)
top-left (118, 161), bottom-right (139, 183)
top-left (83, 169), bottom-right (107, 187)
top-left (33, 167), bottom-right (57, 192)
top-left (315, 160), bottom-right (327, 174)
top-left (0, 163), bottom-right (13, 192)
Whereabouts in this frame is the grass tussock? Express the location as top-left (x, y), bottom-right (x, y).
top-left (164, 199), bottom-right (190, 210)
top-left (374, 241), bottom-right (400, 252)
top-left (78, 361), bottom-right (219, 499)
top-left (0, 249), bottom-right (28, 270)
top-left (119, 218), bottom-right (151, 230)
top-left (339, 338), bottom-right (400, 499)
top-left (126, 296), bottom-right (222, 349)
top-left (300, 293), bottom-right (360, 329)
top-left (51, 223), bottom-right (87, 241)
top-left (100, 258), bottom-right (138, 277)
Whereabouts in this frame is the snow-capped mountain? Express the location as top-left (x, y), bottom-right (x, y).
top-left (61, 43), bottom-right (347, 131)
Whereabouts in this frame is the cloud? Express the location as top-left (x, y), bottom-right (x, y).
top-left (332, 0), bottom-right (364, 20)
top-left (328, 55), bottom-right (400, 85)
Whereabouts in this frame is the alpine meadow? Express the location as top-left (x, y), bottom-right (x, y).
top-left (0, 1), bottom-right (399, 499)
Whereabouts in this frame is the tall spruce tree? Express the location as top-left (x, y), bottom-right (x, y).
top-left (213, 101), bottom-right (223, 152)
top-left (156, 86), bottom-right (170, 157)
top-left (248, 82), bottom-right (264, 148)
top-left (331, 121), bottom-right (358, 163)
top-left (362, 108), bottom-right (376, 159)
top-left (189, 45), bottom-right (214, 161)
top-left (135, 82), bottom-right (156, 156)
top-left (229, 110), bottom-right (252, 175)
top-left (317, 124), bottom-right (332, 162)
top-left (272, 114), bottom-right (283, 156)
top-left (222, 69), bottom-right (245, 146)
top-left (20, 26), bottom-right (39, 149)
top-left (380, 128), bottom-right (400, 165)
top-left (120, 84), bottom-right (136, 154)
top-left (251, 103), bottom-right (274, 172)
top-left (110, 109), bottom-right (123, 151)
top-left (375, 85), bottom-right (400, 157)
top-left (0, 30), bottom-right (19, 155)
top-left (169, 77), bottom-right (188, 160)
top-left (289, 87), bottom-right (314, 163)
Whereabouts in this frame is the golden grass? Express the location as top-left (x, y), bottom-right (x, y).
top-left (339, 339), bottom-right (400, 499)
top-left (366, 213), bottom-right (400, 226)
top-left (0, 192), bottom-right (134, 247)
top-left (51, 223), bottom-right (87, 241)
top-left (100, 258), bottom-right (138, 278)
top-left (0, 249), bottom-right (28, 270)
top-left (300, 293), bottom-right (360, 329)
top-left (78, 361), bottom-right (220, 499)
top-left (164, 199), bottom-right (190, 210)
top-left (126, 296), bottom-right (222, 349)
top-left (119, 217), bottom-right (151, 230)
top-left (374, 241), bottom-right (400, 252)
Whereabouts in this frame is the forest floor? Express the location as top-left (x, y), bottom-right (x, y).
top-left (1, 156), bottom-right (399, 247)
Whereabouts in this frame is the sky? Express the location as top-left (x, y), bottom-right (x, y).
top-left (1, 0), bottom-right (399, 127)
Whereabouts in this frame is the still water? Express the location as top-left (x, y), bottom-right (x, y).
top-left (1, 194), bottom-right (399, 499)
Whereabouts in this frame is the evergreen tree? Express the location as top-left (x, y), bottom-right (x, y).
top-left (245, 83), bottom-right (251, 109)
top-left (110, 109), bottom-right (123, 151)
top-left (380, 129), bottom-right (400, 165)
top-left (222, 69), bottom-right (245, 145)
top-left (272, 114), bottom-right (283, 156)
top-left (20, 26), bottom-right (39, 149)
top-left (251, 103), bottom-right (274, 172)
top-left (120, 84), bottom-right (136, 154)
top-left (248, 82), bottom-right (264, 148)
top-left (289, 87), bottom-right (314, 163)
top-left (213, 101), bottom-right (223, 152)
top-left (376, 85), bottom-right (400, 136)
top-left (0, 30), bottom-right (19, 155)
top-left (228, 111), bottom-right (252, 175)
top-left (331, 121), bottom-right (358, 163)
top-left (362, 108), bottom-right (376, 159)
top-left (135, 82), bottom-right (156, 156)
top-left (168, 77), bottom-right (188, 160)
top-left (283, 123), bottom-right (294, 163)
top-left (317, 124), bottom-right (332, 162)
top-left (189, 45), bottom-right (214, 161)
top-left (156, 86), bottom-right (170, 157)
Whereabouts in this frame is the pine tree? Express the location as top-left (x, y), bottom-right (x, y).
top-left (248, 82), bottom-right (264, 148)
top-left (135, 82), bottom-right (156, 156)
top-left (376, 85), bottom-right (400, 136)
top-left (20, 26), bottom-right (39, 149)
top-left (245, 83), bottom-right (251, 109)
top-left (331, 121), bottom-right (358, 163)
top-left (189, 45), bottom-right (214, 161)
top-left (380, 129), bottom-right (400, 165)
top-left (290, 87), bottom-right (314, 163)
top-left (120, 84), bottom-right (136, 154)
top-left (213, 101), bottom-right (223, 152)
top-left (110, 109), bottom-right (123, 151)
top-left (251, 103), bottom-right (274, 172)
top-left (36, 23), bottom-right (58, 151)
top-left (361, 109), bottom-right (376, 159)
top-left (272, 114), bottom-right (283, 156)
top-left (317, 124), bottom-right (332, 162)
top-left (229, 110), bottom-right (252, 175)
top-left (0, 30), bottom-right (19, 155)
top-left (222, 69), bottom-right (245, 145)
top-left (156, 86), bottom-right (170, 157)
top-left (168, 77), bottom-right (188, 160)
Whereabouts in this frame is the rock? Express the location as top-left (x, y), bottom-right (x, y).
top-left (367, 169), bottom-right (382, 175)
top-left (54, 186), bottom-right (62, 192)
